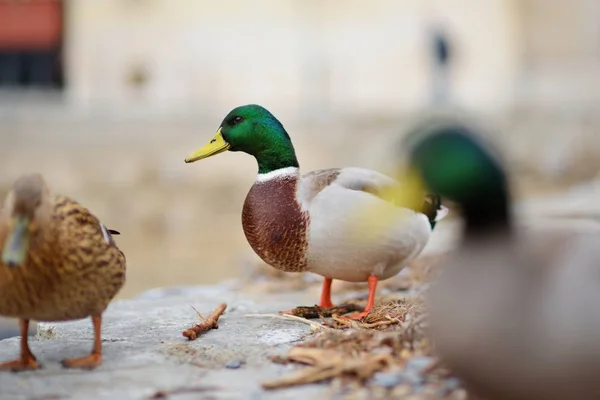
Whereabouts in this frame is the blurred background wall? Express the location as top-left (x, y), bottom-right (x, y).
top-left (66, 0), bottom-right (600, 117)
top-left (0, 0), bottom-right (599, 298)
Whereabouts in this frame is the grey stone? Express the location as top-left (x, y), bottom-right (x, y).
top-left (372, 371), bottom-right (405, 388)
top-left (372, 370), bottom-right (422, 389)
top-left (225, 359), bottom-right (243, 369)
top-left (366, 356), bottom-right (433, 392)
top-left (404, 356), bottom-right (434, 375)
top-left (0, 287), bottom-right (330, 400)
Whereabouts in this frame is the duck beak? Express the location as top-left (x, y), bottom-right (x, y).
top-left (185, 127), bottom-right (231, 163)
top-left (2, 215), bottom-right (31, 268)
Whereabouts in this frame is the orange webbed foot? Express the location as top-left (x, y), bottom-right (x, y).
top-left (1, 319), bottom-right (40, 372)
top-left (61, 353), bottom-right (102, 370)
top-left (339, 275), bottom-right (379, 321)
top-left (342, 310), bottom-right (371, 320)
top-left (0, 355), bottom-right (40, 372)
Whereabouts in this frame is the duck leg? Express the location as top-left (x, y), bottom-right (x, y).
top-left (279, 277), bottom-right (335, 315)
top-left (319, 277), bottom-right (334, 308)
top-left (0, 319), bottom-right (40, 371)
top-left (62, 314), bottom-right (102, 369)
top-left (345, 275), bottom-right (379, 320)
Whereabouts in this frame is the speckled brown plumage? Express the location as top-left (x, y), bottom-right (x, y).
top-left (0, 195), bottom-right (125, 321)
top-left (242, 175), bottom-right (309, 273)
top-left (0, 174), bottom-right (126, 371)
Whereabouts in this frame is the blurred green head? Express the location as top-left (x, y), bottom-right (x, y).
top-left (403, 120), bottom-right (510, 231)
top-left (185, 104), bottom-right (299, 174)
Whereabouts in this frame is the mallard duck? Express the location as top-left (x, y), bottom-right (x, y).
top-left (184, 104), bottom-right (447, 319)
top-left (399, 120), bottom-right (600, 400)
top-left (0, 174), bottom-right (126, 371)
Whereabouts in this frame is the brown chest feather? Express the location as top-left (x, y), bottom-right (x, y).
top-left (242, 177), bottom-right (309, 272)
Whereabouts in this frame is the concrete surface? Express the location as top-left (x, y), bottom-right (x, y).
top-left (0, 285), bottom-right (329, 400)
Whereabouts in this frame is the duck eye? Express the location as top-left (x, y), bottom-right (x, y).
top-left (232, 116), bottom-right (243, 124)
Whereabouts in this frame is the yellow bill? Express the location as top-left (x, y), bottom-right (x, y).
top-left (185, 127), bottom-right (231, 163)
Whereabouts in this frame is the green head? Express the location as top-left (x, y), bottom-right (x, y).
top-left (185, 104), bottom-right (299, 174)
top-left (404, 121), bottom-right (511, 232)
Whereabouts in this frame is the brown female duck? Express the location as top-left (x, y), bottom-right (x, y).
top-left (0, 174), bottom-right (126, 371)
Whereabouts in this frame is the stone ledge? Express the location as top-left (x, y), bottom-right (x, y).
top-left (0, 288), bottom-right (329, 400)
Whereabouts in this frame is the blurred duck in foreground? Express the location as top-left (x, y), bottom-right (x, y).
top-left (399, 119), bottom-right (600, 400)
top-left (0, 174), bottom-right (126, 371)
top-left (185, 104), bottom-right (447, 319)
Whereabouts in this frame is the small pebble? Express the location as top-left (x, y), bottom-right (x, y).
top-left (373, 372), bottom-right (403, 388)
top-left (405, 356), bottom-right (434, 375)
top-left (225, 359), bottom-right (243, 369)
top-left (403, 370), bottom-right (424, 386)
top-left (372, 371), bottom-right (421, 388)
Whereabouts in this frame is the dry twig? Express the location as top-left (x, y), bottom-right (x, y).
top-left (262, 347), bottom-right (391, 389)
top-left (182, 303), bottom-right (227, 340)
top-left (245, 313), bottom-right (333, 332)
